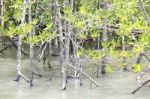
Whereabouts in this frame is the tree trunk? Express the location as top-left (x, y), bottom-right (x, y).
top-left (53, 0), bottom-right (67, 90)
top-left (1, 0), bottom-right (4, 30)
top-left (101, 18), bottom-right (108, 74)
top-left (101, 0), bottom-right (110, 74)
top-left (48, 40), bottom-right (52, 68)
top-left (28, 0), bottom-right (43, 86)
top-left (35, 0), bottom-right (39, 18)
top-left (136, 52), bottom-right (143, 64)
top-left (28, 0), bottom-right (34, 86)
top-left (122, 35), bottom-right (127, 71)
top-left (138, 0), bottom-right (150, 26)
top-left (5, 36), bottom-right (28, 55)
top-left (14, 0), bottom-right (29, 82)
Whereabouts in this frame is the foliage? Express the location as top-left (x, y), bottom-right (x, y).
top-left (1, 0), bottom-right (150, 72)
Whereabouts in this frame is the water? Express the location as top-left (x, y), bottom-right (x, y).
top-left (0, 57), bottom-right (150, 99)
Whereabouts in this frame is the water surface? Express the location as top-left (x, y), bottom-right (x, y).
top-left (0, 58), bottom-right (150, 99)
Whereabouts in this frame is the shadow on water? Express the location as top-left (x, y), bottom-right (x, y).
top-left (0, 57), bottom-right (150, 99)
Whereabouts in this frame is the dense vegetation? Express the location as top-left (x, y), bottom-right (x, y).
top-left (0, 0), bottom-right (150, 94)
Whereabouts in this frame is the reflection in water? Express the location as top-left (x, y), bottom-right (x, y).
top-left (62, 91), bottom-right (66, 99)
top-left (0, 58), bottom-right (150, 99)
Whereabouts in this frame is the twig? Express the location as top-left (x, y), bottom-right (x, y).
top-left (138, 0), bottom-right (150, 26)
top-left (142, 53), bottom-right (150, 63)
top-left (0, 45), bottom-right (13, 53)
top-left (131, 79), bottom-right (150, 94)
top-left (5, 36), bottom-right (28, 55)
top-left (67, 63), bottom-right (100, 87)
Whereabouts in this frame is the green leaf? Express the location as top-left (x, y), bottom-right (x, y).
top-left (106, 64), bottom-right (114, 73)
top-left (133, 64), bottom-right (143, 72)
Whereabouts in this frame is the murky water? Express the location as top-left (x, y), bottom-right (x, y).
top-left (0, 57), bottom-right (150, 99)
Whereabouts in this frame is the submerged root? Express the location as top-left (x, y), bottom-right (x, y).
top-left (49, 69), bottom-right (55, 81)
top-left (68, 63), bottom-right (100, 87)
top-left (131, 79), bottom-right (150, 94)
top-left (13, 72), bottom-right (29, 83)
